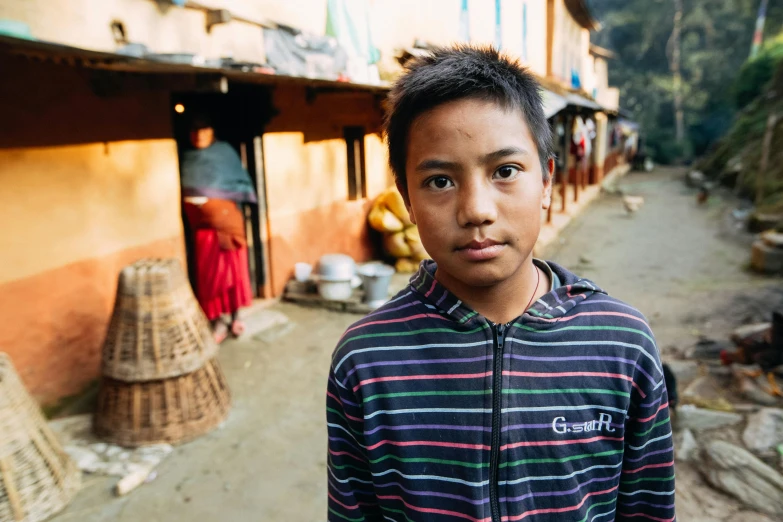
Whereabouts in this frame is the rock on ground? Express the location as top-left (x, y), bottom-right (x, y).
top-left (675, 405), bottom-right (743, 432)
top-left (665, 359), bottom-right (700, 385)
top-left (675, 428), bottom-right (699, 462)
top-left (743, 408), bottom-right (783, 452)
top-left (700, 440), bottom-right (783, 517)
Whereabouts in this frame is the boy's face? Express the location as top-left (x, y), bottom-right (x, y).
top-left (403, 98), bottom-right (552, 289)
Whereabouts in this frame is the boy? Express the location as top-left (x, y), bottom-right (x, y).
top-left (327, 47), bottom-right (675, 522)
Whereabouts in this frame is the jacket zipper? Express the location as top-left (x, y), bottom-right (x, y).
top-left (490, 323), bottom-right (507, 522)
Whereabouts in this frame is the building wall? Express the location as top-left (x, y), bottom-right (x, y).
top-left (0, 55), bottom-right (185, 404)
top-left (369, 0), bottom-right (548, 79)
top-left (0, 0), bottom-right (328, 63)
top-left (262, 86), bottom-right (390, 296)
top-left (549, 0), bottom-right (589, 87)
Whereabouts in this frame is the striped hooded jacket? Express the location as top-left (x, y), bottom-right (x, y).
top-left (327, 261), bottom-right (675, 522)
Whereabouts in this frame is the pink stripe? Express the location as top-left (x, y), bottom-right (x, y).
top-left (377, 495), bottom-right (491, 522)
top-left (328, 492), bottom-right (375, 510)
top-left (424, 278), bottom-right (437, 297)
top-left (634, 402), bottom-right (669, 423)
top-left (616, 513), bottom-right (675, 522)
top-left (622, 461), bottom-right (674, 475)
top-left (367, 439), bottom-right (490, 451)
top-left (501, 435), bottom-right (623, 451)
top-left (344, 312), bottom-right (447, 334)
top-left (327, 392), bottom-right (363, 422)
top-left (502, 486), bottom-right (619, 521)
top-left (503, 371), bottom-right (646, 398)
top-left (329, 449), bottom-right (365, 463)
top-left (353, 371), bottom-right (492, 392)
top-left (535, 311), bottom-right (648, 327)
top-left (326, 390), bottom-right (343, 406)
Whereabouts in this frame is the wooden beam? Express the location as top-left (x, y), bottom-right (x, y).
top-left (546, 0), bottom-right (555, 77)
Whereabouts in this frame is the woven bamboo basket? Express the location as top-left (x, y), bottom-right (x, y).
top-left (94, 358), bottom-right (231, 447)
top-left (102, 258), bottom-right (218, 382)
top-left (0, 354), bottom-right (81, 522)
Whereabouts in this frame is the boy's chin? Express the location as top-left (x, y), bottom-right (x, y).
top-left (436, 259), bottom-right (517, 289)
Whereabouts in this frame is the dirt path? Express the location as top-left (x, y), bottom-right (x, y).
top-left (52, 167), bottom-right (782, 521)
top-left (545, 167), bottom-right (783, 521)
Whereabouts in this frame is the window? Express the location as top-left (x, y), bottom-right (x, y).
top-left (344, 127), bottom-right (367, 200)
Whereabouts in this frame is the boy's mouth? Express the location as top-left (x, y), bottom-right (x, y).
top-left (455, 239), bottom-right (506, 261)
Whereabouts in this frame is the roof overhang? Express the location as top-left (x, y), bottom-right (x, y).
top-left (0, 35), bottom-right (390, 95)
top-left (589, 44), bottom-right (616, 60)
top-left (564, 0), bottom-right (601, 31)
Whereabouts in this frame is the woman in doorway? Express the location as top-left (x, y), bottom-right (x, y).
top-left (181, 114), bottom-right (256, 343)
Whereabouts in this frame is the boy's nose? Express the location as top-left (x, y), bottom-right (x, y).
top-left (456, 179), bottom-right (498, 228)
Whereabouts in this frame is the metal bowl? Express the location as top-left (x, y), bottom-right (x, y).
top-left (317, 254), bottom-right (356, 282)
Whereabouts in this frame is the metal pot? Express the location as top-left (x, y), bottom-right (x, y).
top-left (317, 280), bottom-right (354, 301)
top-left (317, 254), bottom-right (356, 282)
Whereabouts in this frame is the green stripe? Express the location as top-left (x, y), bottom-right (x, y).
top-left (621, 475), bottom-right (675, 486)
top-left (513, 323), bottom-right (655, 345)
top-left (528, 308), bottom-right (555, 319)
top-left (634, 418), bottom-right (670, 438)
top-left (363, 388), bottom-right (629, 404)
top-left (363, 390), bottom-right (491, 403)
top-left (504, 388), bottom-right (630, 398)
top-left (338, 324), bottom-right (490, 351)
top-left (370, 454), bottom-right (488, 469)
top-left (459, 311), bottom-right (478, 323)
top-left (501, 449), bottom-right (624, 468)
top-left (328, 507), bottom-right (365, 522)
top-left (577, 499), bottom-right (617, 522)
top-left (326, 407), bottom-right (364, 436)
top-left (383, 507), bottom-right (416, 522)
top-left (329, 461), bottom-right (369, 474)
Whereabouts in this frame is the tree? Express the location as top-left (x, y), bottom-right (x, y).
top-left (589, 0), bottom-right (783, 163)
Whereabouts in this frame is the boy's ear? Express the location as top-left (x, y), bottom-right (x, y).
top-left (541, 158), bottom-right (555, 210)
top-left (396, 180), bottom-right (416, 225)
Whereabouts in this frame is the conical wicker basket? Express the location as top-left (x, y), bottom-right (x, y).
top-left (0, 354), bottom-right (81, 522)
top-left (94, 358), bottom-right (231, 447)
top-left (102, 258), bottom-right (218, 382)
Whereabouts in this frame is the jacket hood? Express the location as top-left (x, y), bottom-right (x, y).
top-left (409, 259), bottom-right (606, 327)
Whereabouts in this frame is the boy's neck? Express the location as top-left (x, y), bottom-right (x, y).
top-left (434, 255), bottom-right (550, 325)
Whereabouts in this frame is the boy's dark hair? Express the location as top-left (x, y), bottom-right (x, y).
top-left (384, 46), bottom-right (555, 193)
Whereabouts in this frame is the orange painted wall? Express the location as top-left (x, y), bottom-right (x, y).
top-left (0, 237), bottom-right (185, 404)
top-left (262, 87), bottom-right (391, 295)
top-left (0, 55), bottom-right (185, 404)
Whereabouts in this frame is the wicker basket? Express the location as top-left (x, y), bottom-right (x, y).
top-left (0, 354), bottom-right (81, 522)
top-left (102, 258), bottom-right (218, 382)
top-left (94, 358), bottom-right (231, 447)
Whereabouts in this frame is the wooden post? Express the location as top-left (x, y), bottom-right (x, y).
top-left (573, 165), bottom-right (580, 203)
top-left (757, 112), bottom-right (778, 206)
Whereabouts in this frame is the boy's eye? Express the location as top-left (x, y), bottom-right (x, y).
top-left (494, 165), bottom-right (522, 180)
top-left (426, 176), bottom-right (454, 190)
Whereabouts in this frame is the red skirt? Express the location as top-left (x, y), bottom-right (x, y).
top-left (192, 228), bottom-right (253, 320)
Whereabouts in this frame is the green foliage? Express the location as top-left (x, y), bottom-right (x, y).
top-left (589, 0), bottom-right (783, 163)
top-left (734, 33), bottom-right (783, 109)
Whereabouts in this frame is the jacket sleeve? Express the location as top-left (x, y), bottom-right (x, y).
top-left (616, 339), bottom-right (676, 521)
top-left (326, 364), bottom-right (382, 522)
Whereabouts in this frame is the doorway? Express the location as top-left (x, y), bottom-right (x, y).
top-left (171, 84), bottom-right (275, 298)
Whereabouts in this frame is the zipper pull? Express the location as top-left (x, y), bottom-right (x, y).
top-left (497, 324), bottom-right (506, 350)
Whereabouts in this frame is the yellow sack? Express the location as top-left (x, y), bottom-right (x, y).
top-left (382, 189), bottom-right (413, 226)
top-left (368, 204), bottom-right (404, 233)
top-left (395, 258), bottom-right (419, 273)
top-left (384, 231), bottom-right (412, 258)
top-left (403, 226), bottom-right (420, 243)
top-left (410, 242), bottom-right (430, 262)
